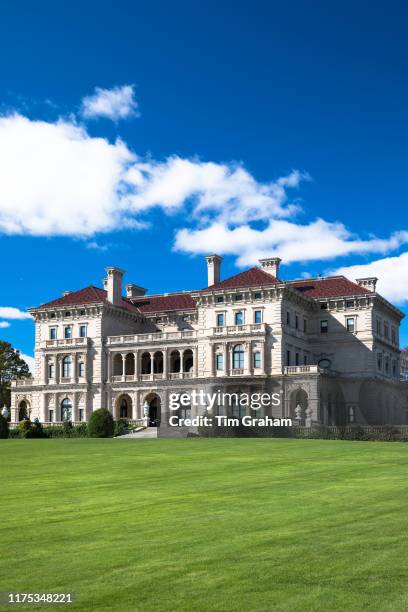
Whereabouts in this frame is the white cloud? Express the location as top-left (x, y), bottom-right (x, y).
top-left (0, 105), bottom-right (407, 273)
top-left (19, 352), bottom-right (35, 372)
top-left (0, 321), bottom-right (10, 328)
top-left (0, 113), bottom-right (304, 238)
top-left (128, 158), bottom-right (305, 222)
top-left (0, 113), bottom-right (138, 236)
top-left (81, 85), bottom-right (139, 121)
top-left (174, 220), bottom-right (408, 267)
top-left (0, 307), bottom-right (32, 320)
top-left (332, 252), bottom-right (408, 305)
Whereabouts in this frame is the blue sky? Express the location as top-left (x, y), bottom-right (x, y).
top-left (1, 0), bottom-right (408, 363)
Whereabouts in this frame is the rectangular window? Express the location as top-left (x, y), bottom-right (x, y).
top-left (346, 318), bottom-right (355, 333)
top-left (295, 315), bottom-right (299, 329)
top-left (392, 360), bottom-right (397, 378)
top-left (286, 350), bottom-right (291, 366)
top-left (216, 296), bottom-right (224, 303)
top-left (79, 324), bottom-right (87, 338)
top-left (216, 354), bottom-right (224, 370)
top-left (320, 302), bottom-right (328, 310)
top-left (216, 313), bottom-right (225, 327)
top-left (48, 363), bottom-right (55, 379)
top-left (303, 318), bottom-right (307, 333)
top-left (304, 355), bottom-right (308, 365)
top-left (79, 409), bottom-right (84, 422)
top-left (254, 310), bottom-right (262, 324)
top-left (64, 326), bottom-right (72, 339)
top-left (235, 311), bottom-right (244, 325)
top-left (385, 356), bottom-right (390, 374)
top-left (234, 294), bottom-right (243, 301)
top-left (49, 409), bottom-right (54, 422)
top-left (376, 319), bottom-right (381, 335)
top-left (346, 300), bottom-right (354, 308)
top-left (384, 323), bottom-right (389, 339)
top-left (254, 292), bottom-right (262, 300)
top-left (232, 401), bottom-right (246, 419)
top-left (286, 311), bottom-right (290, 325)
top-left (295, 352), bottom-right (300, 366)
top-left (377, 352), bottom-right (383, 371)
top-left (320, 320), bottom-right (328, 333)
top-left (79, 362), bottom-right (85, 378)
top-left (49, 327), bottom-right (57, 340)
top-left (253, 351), bottom-right (261, 369)
top-left (391, 328), bottom-right (396, 344)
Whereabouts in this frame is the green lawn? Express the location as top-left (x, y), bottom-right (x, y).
top-left (1, 438), bottom-right (408, 611)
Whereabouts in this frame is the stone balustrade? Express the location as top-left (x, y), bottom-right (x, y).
top-left (107, 330), bottom-right (197, 345)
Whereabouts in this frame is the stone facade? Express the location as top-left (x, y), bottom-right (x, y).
top-left (11, 256), bottom-right (408, 426)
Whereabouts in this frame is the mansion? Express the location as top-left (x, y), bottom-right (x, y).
top-left (11, 256), bottom-right (408, 427)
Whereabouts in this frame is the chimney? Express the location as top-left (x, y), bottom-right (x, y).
top-left (62, 290), bottom-right (72, 296)
top-left (206, 255), bottom-right (222, 287)
top-left (105, 266), bottom-right (125, 305)
top-left (126, 283), bottom-right (147, 298)
top-left (259, 257), bottom-right (282, 279)
top-left (356, 277), bottom-right (378, 292)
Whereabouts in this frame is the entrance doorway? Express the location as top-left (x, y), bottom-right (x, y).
top-left (145, 393), bottom-right (161, 427)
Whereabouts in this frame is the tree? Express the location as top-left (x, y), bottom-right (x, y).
top-left (0, 341), bottom-right (31, 409)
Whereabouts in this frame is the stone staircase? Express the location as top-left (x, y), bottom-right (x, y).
top-left (116, 427), bottom-right (158, 439)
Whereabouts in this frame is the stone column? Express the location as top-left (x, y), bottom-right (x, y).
top-left (210, 345), bottom-right (215, 377)
top-left (40, 394), bottom-right (47, 422)
top-left (42, 353), bottom-right (47, 384)
top-left (180, 349), bottom-right (185, 374)
top-left (72, 353), bottom-right (77, 384)
top-left (228, 345), bottom-right (233, 374)
top-left (106, 351), bottom-right (111, 382)
top-left (55, 356), bottom-right (59, 383)
top-left (246, 342), bottom-right (252, 375)
top-left (261, 342), bottom-right (266, 375)
top-left (72, 392), bottom-right (77, 422)
top-left (163, 349), bottom-right (168, 379)
top-left (150, 351), bottom-right (155, 376)
top-left (134, 351), bottom-right (139, 380)
top-left (121, 353), bottom-right (127, 380)
top-left (193, 346), bottom-right (198, 378)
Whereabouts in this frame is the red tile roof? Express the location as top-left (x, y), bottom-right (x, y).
top-left (204, 266), bottom-right (279, 290)
top-left (129, 293), bottom-right (197, 313)
top-left (32, 270), bottom-right (372, 315)
top-left (288, 276), bottom-right (372, 298)
top-left (33, 286), bottom-right (138, 313)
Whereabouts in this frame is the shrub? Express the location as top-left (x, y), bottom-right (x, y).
top-left (114, 418), bottom-right (128, 437)
top-left (0, 414), bottom-right (9, 439)
top-left (88, 408), bottom-right (114, 438)
top-left (18, 418), bottom-right (33, 438)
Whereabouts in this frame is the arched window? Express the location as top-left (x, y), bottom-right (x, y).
top-left (62, 355), bottom-right (72, 378)
top-left (232, 345), bottom-right (245, 369)
top-left (61, 398), bottom-right (72, 421)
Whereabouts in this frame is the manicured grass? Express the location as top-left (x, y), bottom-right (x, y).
top-left (1, 438), bottom-right (408, 611)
